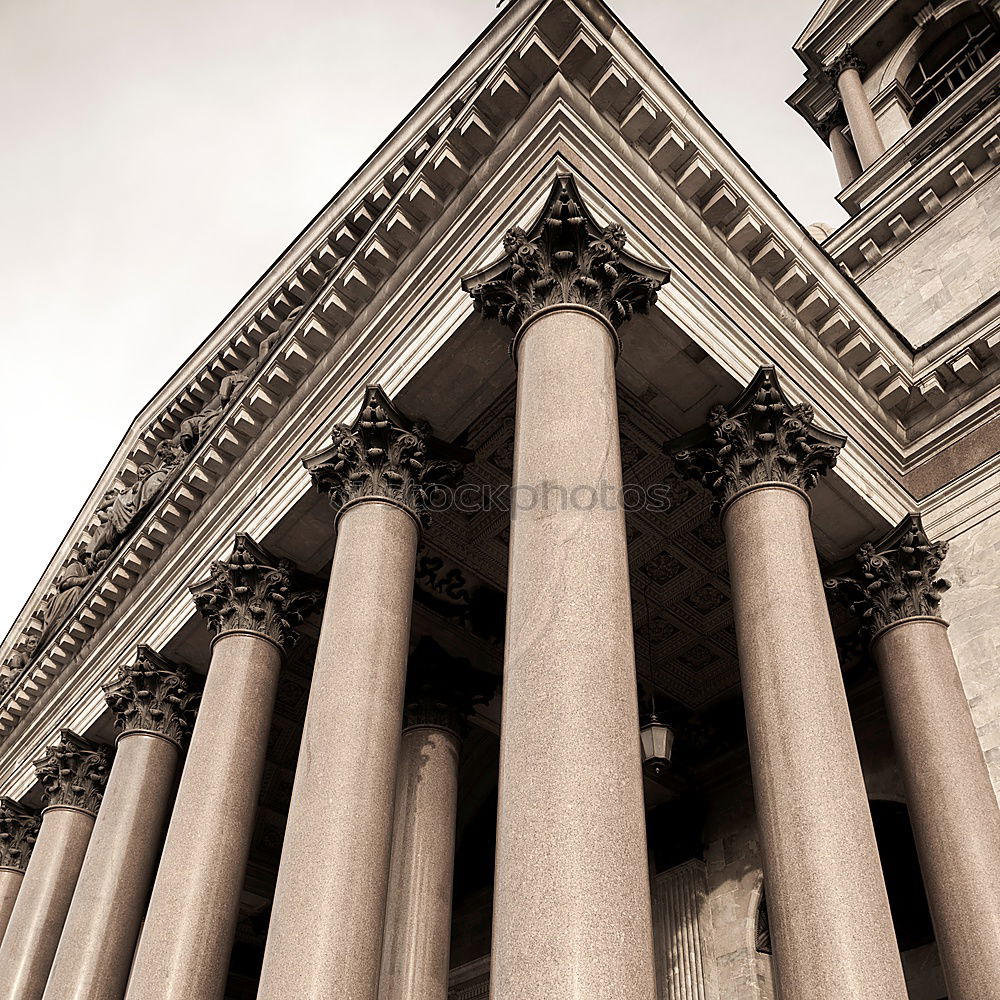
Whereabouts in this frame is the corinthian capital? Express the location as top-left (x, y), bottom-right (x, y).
top-left (0, 798), bottom-right (41, 872)
top-left (827, 43), bottom-right (866, 82)
top-left (303, 386), bottom-right (467, 525)
top-left (670, 367), bottom-right (846, 515)
top-left (103, 646), bottom-right (200, 747)
top-left (826, 514), bottom-right (950, 637)
top-left (34, 730), bottom-right (111, 816)
top-left (403, 637), bottom-right (499, 736)
top-left (190, 534), bottom-right (323, 650)
top-left (461, 174), bottom-right (669, 335)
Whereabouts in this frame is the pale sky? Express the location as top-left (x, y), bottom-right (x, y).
top-left (0, 0), bottom-right (838, 637)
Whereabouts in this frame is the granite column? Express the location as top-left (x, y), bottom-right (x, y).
top-left (673, 368), bottom-right (907, 1000)
top-left (378, 639), bottom-right (497, 1000)
top-left (43, 648), bottom-right (199, 1000)
top-left (0, 732), bottom-right (111, 1000)
top-left (462, 174), bottom-right (669, 1000)
top-left (819, 106), bottom-right (862, 188)
top-left (0, 799), bottom-right (41, 942)
top-left (124, 535), bottom-right (319, 1000)
top-left (833, 515), bottom-right (1000, 1000)
top-left (828, 45), bottom-right (885, 168)
top-left (256, 388), bottom-right (464, 1000)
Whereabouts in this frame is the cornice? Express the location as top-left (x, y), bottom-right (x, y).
top-left (3, 0), bottom-right (997, 761)
top-left (793, 0), bottom-right (901, 73)
top-left (0, 95), bottom-right (914, 785)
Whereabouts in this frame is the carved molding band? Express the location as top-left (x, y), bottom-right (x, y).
top-left (103, 646), bottom-right (200, 747)
top-left (669, 367), bottom-right (846, 515)
top-left (2, 308), bottom-right (318, 682)
top-left (0, 798), bottom-right (41, 872)
top-left (460, 174), bottom-right (669, 335)
top-left (303, 386), bottom-right (467, 526)
top-left (34, 730), bottom-right (111, 816)
top-left (190, 534), bottom-right (322, 651)
top-left (403, 637), bottom-right (499, 736)
top-left (826, 514), bottom-right (950, 638)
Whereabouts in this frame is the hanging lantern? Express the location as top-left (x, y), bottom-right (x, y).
top-left (640, 712), bottom-right (674, 776)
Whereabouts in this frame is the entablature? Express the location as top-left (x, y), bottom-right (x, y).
top-left (3, 0), bottom-right (999, 759)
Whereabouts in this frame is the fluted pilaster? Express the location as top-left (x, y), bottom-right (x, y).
top-left (650, 861), bottom-right (717, 1000)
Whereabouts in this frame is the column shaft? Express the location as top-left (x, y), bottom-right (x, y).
top-left (836, 68), bottom-right (885, 168)
top-left (829, 126), bottom-right (862, 188)
top-left (491, 306), bottom-right (656, 1000)
top-left (0, 868), bottom-right (25, 941)
top-left (124, 632), bottom-right (281, 1000)
top-left (378, 725), bottom-right (460, 1000)
top-left (724, 485), bottom-right (906, 1000)
top-left (256, 500), bottom-right (419, 1000)
top-left (0, 807), bottom-right (96, 1000)
top-left (43, 733), bottom-right (181, 1000)
top-left (874, 618), bottom-right (1000, 1000)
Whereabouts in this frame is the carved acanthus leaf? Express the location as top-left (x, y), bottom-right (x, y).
top-left (825, 514), bottom-right (950, 636)
top-left (303, 386), bottom-right (467, 524)
top-left (461, 174), bottom-right (669, 333)
top-left (403, 637), bottom-right (499, 736)
top-left (103, 646), bottom-right (200, 746)
top-left (0, 798), bottom-right (41, 872)
top-left (827, 42), bottom-right (866, 81)
top-left (34, 730), bottom-right (111, 816)
top-left (670, 367), bottom-right (846, 514)
top-left (190, 533), bottom-right (322, 650)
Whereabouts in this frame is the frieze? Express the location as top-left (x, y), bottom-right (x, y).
top-left (461, 174), bottom-right (669, 334)
top-left (190, 534), bottom-right (323, 651)
top-left (669, 367), bottom-right (846, 514)
top-left (3, 306), bottom-right (328, 686)
top-left (103, 646), bottom-right (200, 747)
top-left (34, 730), bottom-right (111, 816)
top-left (0, 797), bottom-right (41, 872)
top-left (825, 514), bottom-right (950, 637)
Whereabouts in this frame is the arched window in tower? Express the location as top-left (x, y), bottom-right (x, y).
top-left (905, 12), bottom-right (1000, 124)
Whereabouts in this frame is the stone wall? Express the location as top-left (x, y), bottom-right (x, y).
top-left (859, 170), bottom-right (1000, 347)
top-left (701, 776), bottom-right (776, 1000)
top-left (939, 508), bottom-right (1000, 797)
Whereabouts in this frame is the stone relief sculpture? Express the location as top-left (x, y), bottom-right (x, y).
top-left (2, 304), bottom-right (313, 684)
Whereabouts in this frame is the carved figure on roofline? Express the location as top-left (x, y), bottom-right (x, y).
top-left (38, 552), bottom-right (94, 645)
top-left (4, 636), bottom-right (38, 676)
top-left (180, 306), bottom-right (305, 454)
top-left (4, 305), bottom-right (312, 683)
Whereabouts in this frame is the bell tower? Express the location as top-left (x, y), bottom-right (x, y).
top-left (788, 0), bottom-right (1000, 348)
